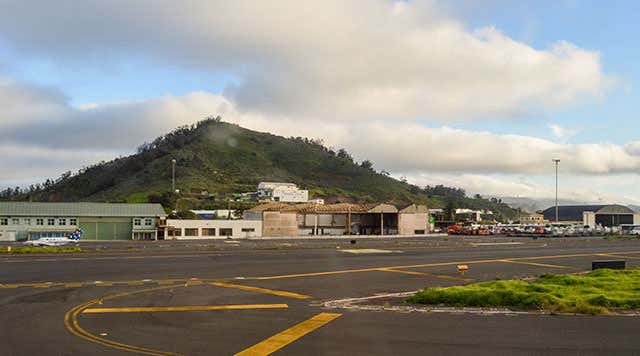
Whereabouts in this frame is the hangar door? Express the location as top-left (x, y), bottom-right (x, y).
top-left (79, 218), bottom-right (133, 240)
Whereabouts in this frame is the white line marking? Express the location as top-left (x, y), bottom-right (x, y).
top-left (340, 249), bottom-right (400, 254)
top-left (471, 242), bottom-right (524, 246)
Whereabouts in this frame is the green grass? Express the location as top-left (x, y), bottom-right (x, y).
top-left (407, 269), bottom-right (640, 314)
top-left (1, 246), bottom-right (83, 254)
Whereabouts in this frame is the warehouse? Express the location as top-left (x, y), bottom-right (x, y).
top-left (0, 202), bottom-right (166, 241)
top-left (541, 204), bottom-right (640, 227)
top-left (244, 202), bottom-right (429, 237)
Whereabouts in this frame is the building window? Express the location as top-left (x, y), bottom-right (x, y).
top-left (173, 229), bottom-right (182, 237)
top-left (70, 218), bottom-right (77, 225)
top-left (36, 218), bottom-right (44, 226)
top-left (0, 218), bottom-right (7, 226)
top-left (241, 228), bottom-right (255, 232)
top-left (59, 218), bottom-right (66, 226)
top-left (134, 218), bottom-right (141, 226)
top-left (144, 218), bottom-right (153, 226)
top-left (47, 218), bottom-right (55, 226)
top-left (202, 228), bottom-right (216, 237)
top-left (11, 218), bottom-right (19, 225)
top-left (220, 228), bottom-right (233, 236)
top-left (184, 228), bottom-right (199, 237)
top-left (24, 218), bottom-right (31, 225)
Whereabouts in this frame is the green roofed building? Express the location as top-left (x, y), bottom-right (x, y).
top-left (0, 202), bottom-right (167, 241)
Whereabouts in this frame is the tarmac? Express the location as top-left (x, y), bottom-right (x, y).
top-left (1, 236), bottom-right (640, 355)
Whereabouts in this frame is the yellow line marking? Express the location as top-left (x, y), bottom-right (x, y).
top-left (95, 282), bottom-right (114, 287)
top-left (211, 281), bottom-right (312, 300)
top-left (235, 313), bottom-right (341, 356)
top-left (377, 268), bottom-right (473, 282)
top-left (595, 253), bottom-right (640, 260)
top-left (64, 282), bottom-right (84, 288)
top-left (497, 260), bottom-right (573, 269)
top-left (32, 283), bottom-right (53, 288)
top-left (82, 304), bottom-right (289, 314)
top-left (65, 285), bottom-right (184, 356)
top-left (157, 280), bottom-right (180, 285)
top-left (125, 281), bottom-right (145, 286)
top-left (252, 251), bottom-right (640, 280)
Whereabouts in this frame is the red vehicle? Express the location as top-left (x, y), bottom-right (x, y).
top-left (447, 225), bottom-right (463, 235)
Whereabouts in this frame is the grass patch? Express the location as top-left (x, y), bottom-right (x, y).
top-left (1, 246), bottom-right (83, 254)
top-left (407, 269), bottom-right (640, 314)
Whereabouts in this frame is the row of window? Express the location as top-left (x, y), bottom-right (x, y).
top-left (0, 217), bottom-right (77, 226)
top-left (133, 218), bottom-right (154, 226)
top-left (171, 227), bottom-right (255, 237)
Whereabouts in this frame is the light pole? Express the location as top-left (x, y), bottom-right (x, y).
top-left (171, 159), bottom-right (176, 193)
top-left (552, 159), bottom-right (560, 222)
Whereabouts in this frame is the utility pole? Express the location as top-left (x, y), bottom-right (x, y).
top-left (553, 159), bottom-right (560, 222)
top-left (171, 159), bottom-right (176, 192)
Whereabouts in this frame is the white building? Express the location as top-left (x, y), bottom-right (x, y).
top-left (160, 219), bottom-right (262, 239)
top-left (257, 182), bottom-right (309, 203)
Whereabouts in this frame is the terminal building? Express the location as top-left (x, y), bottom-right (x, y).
top-left (541, 204), bottom-right (640, 227)
top-left (0, 202), bottom-right (166, 241)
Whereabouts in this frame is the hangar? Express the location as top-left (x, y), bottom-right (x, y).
top-left (541, 204), bottom-right (639, 227)
top-left (0, 202), bottom-right (166, 241)
top-left (244, 202), bottom-right (429, 237)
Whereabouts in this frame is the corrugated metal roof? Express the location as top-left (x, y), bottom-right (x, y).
top-left (0, 202), bottom-right (167, 217)
top-left (247, 202), bottom-right (398, 214)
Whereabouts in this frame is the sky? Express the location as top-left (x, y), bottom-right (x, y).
top-left (1, 0), bottom-right (639, 206)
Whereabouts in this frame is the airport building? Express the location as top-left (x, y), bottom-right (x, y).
top-left (541, 204), bottom-right (640, 227)
top-left (160, 219), bottom-right (261, 239)
top-left (0, 202), bottom-right (166, 241)
top-left (243, 202), bottom-right (429, 237)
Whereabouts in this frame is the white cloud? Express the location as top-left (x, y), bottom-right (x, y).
top-left (0, 0), bottom-right (610, 122)
top-left (548, 123), bottom-right (577, 139)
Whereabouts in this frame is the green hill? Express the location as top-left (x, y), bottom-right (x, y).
top-left (0, 117), bottom-right (519, 220)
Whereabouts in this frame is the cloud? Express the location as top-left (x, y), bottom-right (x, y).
top-left (0, 0), bottom-right (610, 121)
top-left (2, 84), bottom-right (639, 185)
top-left (548, 123), bottom-right (576, 139)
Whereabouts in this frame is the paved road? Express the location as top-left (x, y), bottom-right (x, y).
top-left (1, 237), bottom-right (640, 355)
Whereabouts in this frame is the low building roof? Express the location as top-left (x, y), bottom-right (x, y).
top-left (0, 202), bottom-right (167, 217)
top-left (247, 202), bottom-right (399, 214)
top-left (541, 204), bottom-right (634, 222)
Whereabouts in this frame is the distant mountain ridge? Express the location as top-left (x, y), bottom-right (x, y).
top-left (1, 117), bottom-right (521, 220)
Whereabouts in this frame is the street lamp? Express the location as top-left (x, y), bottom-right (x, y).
top-left (552, 159), bottom-right (560, 222)
top-left (171, 159), bottom-right (176, 193)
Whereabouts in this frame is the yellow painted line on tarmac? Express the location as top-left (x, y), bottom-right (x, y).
top-left (211, 281), bottom-right (312, 300)
top-left (82, 304), bottom-right (289, 314)
top-left (235, 313), bottom-right (341, 356)
top-left (64, 282), bottom-right (85, 288)
top-left (377, 268), bottom-right (473, 282)
top-left (125, 281), bottom-right (145, 286)
top-left (157, 280), bottom-right (181, 285)
top-left (497, 260), bottom-right (574, 269)
top-left (65, 285), bottom-right (185, 356)
top-left (252, 251), bottom-right (640, 280)
top-left (32, 283), bottom-right (53, 288)
top-left (595, 253), bottom-right (640, 260)
top-left (95, 282), bottom-right (114, 287)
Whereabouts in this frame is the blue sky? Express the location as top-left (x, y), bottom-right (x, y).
top-left (1, 0), bottom-right (639, 206)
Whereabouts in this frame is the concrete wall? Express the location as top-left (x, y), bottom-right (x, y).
top-left (398, 213), bottom-right (428, 235)
top-left (164, 219), bottom-right (261, 239)
top-left (262, 211), bottom-right (298, 237)
top-left (583, 211), bottom-right (596, 228)
top-left (634, 213), bottom-right (640, 225)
